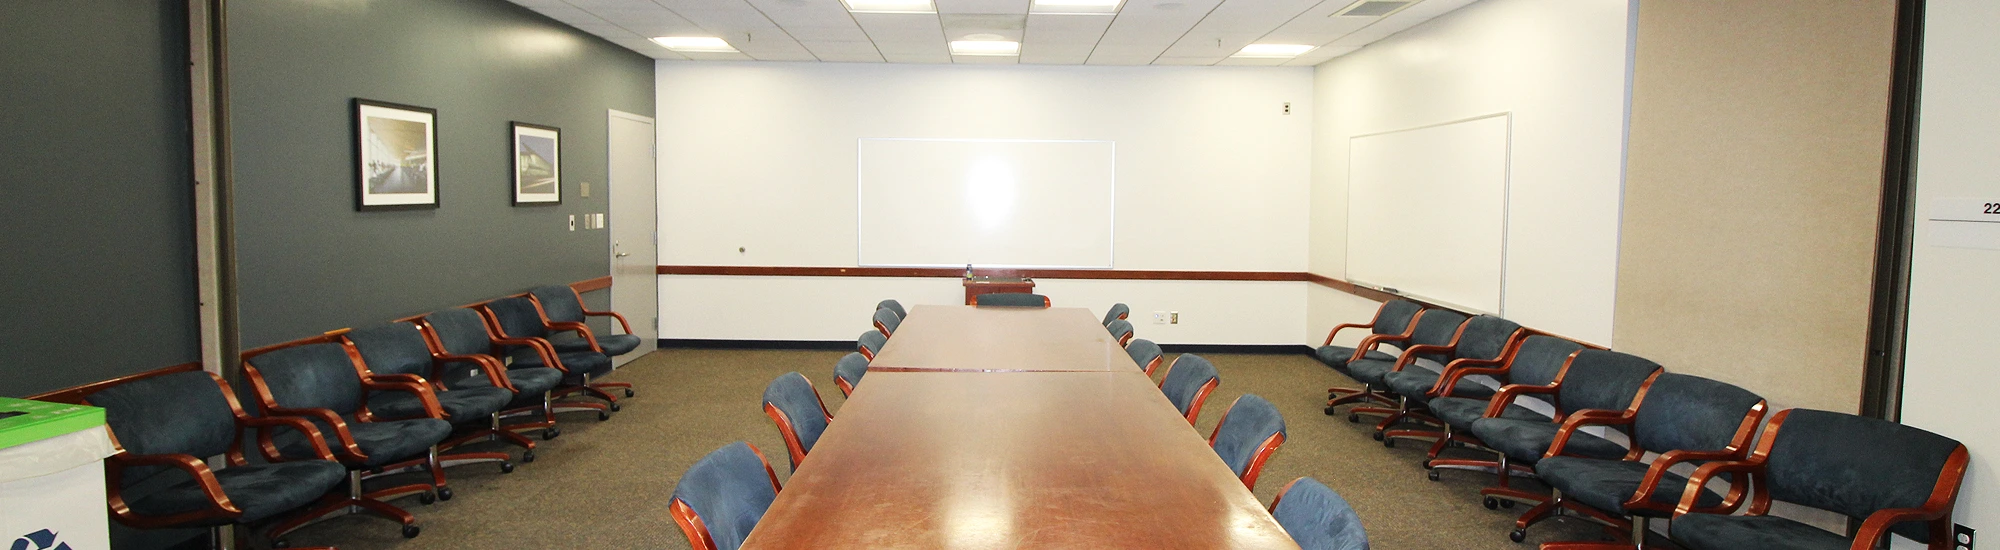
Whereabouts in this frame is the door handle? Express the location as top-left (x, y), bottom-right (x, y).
top-left (616, 252), bottom-right (630, 258)
top-left (614, 241), bottom-right (628, 258)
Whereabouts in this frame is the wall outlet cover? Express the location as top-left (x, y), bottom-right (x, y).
top-left (1956, 524), bottom-right (1974, 550)
top-left (1170, 311), bottom-right (1179, 324)
top-left (568, 215), bottom-right (576, 231)
top-left (1152, 311), bottom-right (1167, 325)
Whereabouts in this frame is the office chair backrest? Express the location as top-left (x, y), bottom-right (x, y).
top-left (1452, 315), bottom-right (1521, 363)
top-left (857, 330), bottom-right (886, 359)
top-left (1160, 354), bottom-right (1221, 423)
top-left (1103, 303), bottom-right (1130, 326)
top-left (86, 371), bottom-right (240, 485)
top-left (1209, 394), bottom-right (1287, 489)
top-left (872, 307), bottom-right (901, 336)
top-left (1554, 349), bottom-right (1662, 413)
top-left (1506, 336), bottom-right (1586, 387)
top-left (1125, 339), bottom-right (1164, 376)
top-left (1270, 477), bottom-right (1370, 550)
top-left (1404, 309), bottom-right (1469, 365)
top-left (876, 299), bottom-right (906, 319)
top-left (974, 293), bottom-right (1049, 307)
top-left (345, 322), bottom-right (434, 378)
top-left (1631, 373), bottom-right (1765, 454)
top-left (529, 285), bottom-right (587, 324)
top-left (485, 297), bottom-right (550, 339)
top-left (833, 352), bottom-right (869, 397)
top-left (1106, 319), bottom-right (1134, 345)
top-left (425, 308), bottom-right (495, 357)
top-left (761, 372), bottom-right (832, 470)
top-left (1373, 300), bottom-right (1424, 338)
top-left (1761, 409), bottom-right (1964, 544)
top-left (246, 342), bottom-right (366, 415)
top-left (670, 442), bottom-right (781, 550)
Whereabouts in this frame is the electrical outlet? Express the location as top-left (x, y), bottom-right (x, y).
top-left (567, 215), bottom-right (576, 231)
top-left (1152, 311), bottom-right (1167, 325)
top-left (1283, 102), bottom-right (1291, 115)
top-left (1956, 524), bottom-right (1975, 549)
top-left (1170, 311), bottom-right (1180, 324)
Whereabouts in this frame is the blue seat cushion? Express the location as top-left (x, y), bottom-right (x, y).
top-left (1382, 369), bottom-right (1496, 405)
top-left (1429, 397), bottom-right (1549, 430)
top-left (511, 349), bottom-right (614, 384)
top-left (1468, 417), bottom-right (1627, 464)
top-left (1670, 513), bottom-right (1852, 550)
top-left (367, 386), bottom-right (513, 425)
top-left (1313, 345), bottom-right (1394, 373)
top-left (438, 364), bottom-right (564, 409)
top-left (277, 417), bottom-right (452, 468)
top-left (127, 460), bottom-right (348, 525)
top-left (1535, 456), bottom-right (1722, 517)
top-left (547, 332), bottom-right (642, 356)
top-left (1344, 358), bottom-right (1397, 387)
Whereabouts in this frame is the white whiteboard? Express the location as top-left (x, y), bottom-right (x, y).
top-left (1345, 114), bottom-right (1511, 314)
top-left (858, 139), bottom-right (1115, 268)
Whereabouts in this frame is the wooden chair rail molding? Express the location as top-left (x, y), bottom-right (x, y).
top-left (658, 265), bottom-right (1400, 303)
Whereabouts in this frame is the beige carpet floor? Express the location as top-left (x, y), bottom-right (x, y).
top-left (283, 348), bottom-right (1657, 549)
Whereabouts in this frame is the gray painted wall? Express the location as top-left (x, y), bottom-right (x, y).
top-left (229, 0), bottom-right (655, 346)
top-left (0, 0), bottom-right (199, 398)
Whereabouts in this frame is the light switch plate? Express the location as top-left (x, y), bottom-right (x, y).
top-left (567, 215), bottom-right (576, 231)
top-left (580, 181), bottom-right (590, 198)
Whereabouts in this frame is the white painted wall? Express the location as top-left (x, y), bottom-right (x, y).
top-left (654, 61), bottom-right (1314, 343)
top-left (1897, 0), bottom-right (2000, 544)
top-left (1306, 0), bottom-right (1631, 344)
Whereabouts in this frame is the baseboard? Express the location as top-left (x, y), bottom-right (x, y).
top-left (657, 339), bottom-right (856, 351)
top-left (1158, 344), bottom-right (1314, 355)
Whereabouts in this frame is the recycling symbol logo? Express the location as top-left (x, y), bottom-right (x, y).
top-left (9, 530), bottom-right (70, 550)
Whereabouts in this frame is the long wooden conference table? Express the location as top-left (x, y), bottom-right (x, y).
top-left (742, 305), bottom-right (1300, 549)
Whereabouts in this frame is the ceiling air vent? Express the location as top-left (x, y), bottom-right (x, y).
top-left (1333, 0), bottom-right (1416, 17)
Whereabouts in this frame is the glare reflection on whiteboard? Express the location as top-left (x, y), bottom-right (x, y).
top-left (965, 158), bottom-right (1016, 233)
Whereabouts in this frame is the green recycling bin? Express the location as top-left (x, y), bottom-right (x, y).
top-left (1, 398), bottom-right (113, 550)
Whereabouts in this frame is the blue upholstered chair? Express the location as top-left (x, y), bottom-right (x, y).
top-left (833, 352), bottom-right (869, 397)
top-left (81, 365), bottom-right (350, 547)
top-left (670, 442), bottom-right (782, 550)
top-left (1126, 338), bottom-right (1164, 376)
top-left (241, 339), bottom-right (456, 538)
top-left (876, 299), bottom-right (906, 319)
top-left (1371, 315), bottom-right (1523, 443)
top-left (1336, 308), bottom-right (1467, 421)
top-left (1422, 335), bottom-right (1591, 477)
top-left (1524, 374), bottom-right (1767, 547)
top-left (1158, 354), bottom-right (1221, 425)
top-left (872, 307), bottom-right (902, 337)
top-left (1668, 409), bottom-right (1969, 550)
top-left (1102, 303), bottom-right (1129, 326)
top-left (482, 296), bottom-right (623, 413)
top-left (417, 307), bottom-right (571, 434)
top-left (1317, 300), bottom-right (1423, 413)
top-left (1270, 477), bottom-right (1370, 550)
top-left (529, 284), bottom-right (643, 358)
top-left (1466, 349), bottom-right (1661, 511)
top-left (345, 322), bottom-right (525, 466)
top-left (856, 329), bottom-right (887, 360)
top-left (974, 293), bottom-right (1050, 307)
top-left (1106, 318), bottom-right (1135, 347)
top-left (1207, 394), bottom-right (1287, 490)
top-left (762, 372), bottom-right (833, 470)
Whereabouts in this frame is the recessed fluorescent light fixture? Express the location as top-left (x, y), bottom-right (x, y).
top-left (1232, 43), bottom-right (1316, 58)
top-left (1030, 0), bottom-right (1123, 15)
top-left (650, 36), bottom-right (737, 53)
top-left (950, 40), bottom-right (1020, 56)
top-left (842, 0), bottom-right (936, 14)
top-left (1333, 0), bottom-right (1417, 17)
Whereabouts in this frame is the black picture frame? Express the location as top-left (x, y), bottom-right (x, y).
top-left (353, 98), bottom-right (440, 211)
top-left (511, 121), bottom-right (562, 206)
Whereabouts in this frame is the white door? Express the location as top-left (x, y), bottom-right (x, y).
top-left (607, 110), bottom-right (657, 365)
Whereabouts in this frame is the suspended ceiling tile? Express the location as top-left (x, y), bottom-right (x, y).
top-left (854, 13), bottom-right (949, 43)
top-left (1085, 0), bottom-right (1225, 64)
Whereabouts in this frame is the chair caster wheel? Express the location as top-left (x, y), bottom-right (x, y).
top-left (500, 461), bottom-right (516, 474)
top-left (437, 487), bottom-right (454, 501)
top-left (625, 389), bottom-right (635, 397)
top-left (1372, 431), bottom-right (1384, 441)
top-left (1484, 496), bottom-right (1501, 510)
top-left (1428, 470), bottom-right (1440, 481)
top-left (403, 524), bottom-right (422, 539)
top-left (522, 450), bottom-right (536, 463)
top-left (418, 491), bottom-right (437, 505)
top-left (1348, 414), bottom-right (1360, 423)
top-left (1501, 500), bottom-right (1515, 509)
top-left (598, 410), bottom-right (612, 421)
top-left (1509, 528), bottom-right (1526, 543)
top-left (1324, 406), bottom-right (1338, 416)
top-left (1383, 438), bottom-right (1395, 448)
top-left (273, 539), bottom-right (291, 548)
top-left (609, 402), bottom-right (622, 412)
top-left (544, 428), bottom-right (561, 440)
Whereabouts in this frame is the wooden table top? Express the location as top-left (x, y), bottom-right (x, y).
top-left (868, 305), bottom-right (1138, 372)
top-left (741, 371), bottom-right (1299, 549)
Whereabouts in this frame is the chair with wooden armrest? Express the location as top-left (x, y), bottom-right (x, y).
top-left (872, 307), bottom-right (902, 337)
top-left (1208, 394), bottom-right (1287, 491)
top-left (1666, 409), bottom-right (1969, 550)
top-left (78, 365), bottom-right (350, 548)
top-left (1522, 373), bottom-right (1767, 548)
top-left (1465, 350), bottom-right (1661, 512)
top-left (482, 296), bottom-right (622, 412)
top-left (416, 307), bottom-right (576, 432)
top-left (1158, 353), bottom-right (1222, 426)
top-left (670, 442), bottom-right (783, 550)
top-left (1316, 299), bottom-right (1423, 414)
top-left (1269, 477), bottom-right (1370, 550)
top-left (876, 299), bottom-right (907, 319)
top-left (345, 321), bottom-right (527, 466)
top-left (973, 293), bottom-right (1050, 307)
top-left (242, 339), bottom-right (455, 538)
top-left (1370, 314), bottom-right (1523, 440)
top-left (833, 352), bottom-right (869, 397)
top-left (528, 284), bottom-right (643, 359)
top-left (1338, 308), bottom-right (1468, 422)
top-left (1102, 302), bottom-right (1130, 327)
top-left (1422, 335), bottom-right (1596, 475)
top-left (1126, 338), bottom-right (1164, 377)
top-left (1106, 318), bottom-right (1135, 347)
top-left (761, 372), bottom-right (833, 471)
top-left (856, 329), bottom-right (887, 360)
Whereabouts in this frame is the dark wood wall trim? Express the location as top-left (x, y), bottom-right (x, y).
top-left (1303, 272), bottom-right (1400, 303)
top-left (571, 276), bottom-right (613, 293)
top-left (657, 265), bottom-right (1310, 282)
top-left (30, 362), bottom-right (204, 404)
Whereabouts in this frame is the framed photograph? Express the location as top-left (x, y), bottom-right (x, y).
top-left (354, 99), bottom-right (439, 210)
top-left (512, 122), bottom-right (561, 205)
